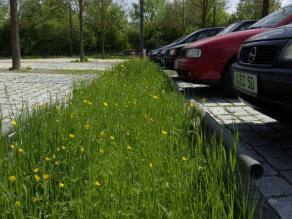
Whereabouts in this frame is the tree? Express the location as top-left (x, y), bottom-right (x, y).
top-left (9, 0), bottom-right (21, 70)
top-left (67, 0), bottom-right (74, 56)
top-left (73, 0), bottom-right (87, 62)
top-left (197, 0), bottom-right (214, 28)
top-left (100, 0), bottom-right (112, 58)
top-left (262, 0), bottom-right (270, 17)
top-left (234, 0), bottom-right (280, 20)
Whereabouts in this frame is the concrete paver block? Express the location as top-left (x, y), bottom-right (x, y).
top-left (268, 197), bottom-right (292, 219)
top-left (258, 177), bottom-right (292, 198)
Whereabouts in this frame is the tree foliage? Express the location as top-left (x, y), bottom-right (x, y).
top-left (0, 0), bottom-right (286, 56)
top-left (233, 0), bottom-right (281, 20)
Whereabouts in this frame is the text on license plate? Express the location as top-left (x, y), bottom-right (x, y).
top-left (234, 71), bottom-right (258, 95)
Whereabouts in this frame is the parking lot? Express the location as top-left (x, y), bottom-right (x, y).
top-left (163, 69), bottom-right (292, 219)
top-left (0, 58), bottom-right (122, 135)
top-left (0, 58), bottom-right (124, 71)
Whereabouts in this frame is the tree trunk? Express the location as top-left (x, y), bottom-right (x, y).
top-left (9, 0), bottom-right (21, 70)
top-left (201, 9), bottom-right (206, 28)
top-left (68, 1), bottom-right (73, 57)
top-left (101, 1), bottom-right (106, 59)
top-left (212, 0), bottom-right (216, 26)
top-left (79, 0), bottom-right (85, 62)
top-left (201, 0), bottom-right (207, 28)
top-left (262, 0), bottom-right (269, 18)
top-left (139, 0), bottom-right (144, 57)
top-left (182, 0), bottom-right (185, 33)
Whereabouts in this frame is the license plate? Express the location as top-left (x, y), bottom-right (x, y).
top-left (234, 71), bottom-right (258, 95)
top-left (174, 60), bottom-right (178, 69)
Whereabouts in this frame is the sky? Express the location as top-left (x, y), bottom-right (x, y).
top-left (123, 0), bottom-right (292, 14)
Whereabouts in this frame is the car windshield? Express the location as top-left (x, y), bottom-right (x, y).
top-left (217, 23), bottom-right (239, 35)
top-left (250, 6), bottom-right (292, 28)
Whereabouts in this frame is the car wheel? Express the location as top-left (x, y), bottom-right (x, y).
top-left (222, 62), bottom-right (236, 96)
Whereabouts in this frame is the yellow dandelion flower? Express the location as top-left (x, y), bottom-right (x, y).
top-left (32, 197), bottom-right (39, 202)
top-left (69, 134), bottom-right (75, 138)
top-left (95, 181), bottom-right (101, 187)
top-left (8, 175), bottom-right (16, 182)
top-left (80, 147), bottom-right (85, 153)
top-left (153, 95), bottom-right (159, 100)
top-left (43, 174), bottom-right (49, 181)
top-left (103, 102), bottom-right (108, 107)
top-left (10, 144), bottom-right (15, 149)
top-left (182, 156), bottom-right (188, 161)
top-left (34, 175), bottom-right (41, 182)
top-left (127, 145), bottom-right (133, 150)
top-left (44, 156), bottom-right (50, 161)
top-left (189, 101), bottom-right (196, 108)
top-left (85, 123), bottom-right (90, 130)
top-left (33, 168), bottom-right (39, 173)
top-left (149, 162), bottom-right (153, 168)
top-left (110, 136), bottom-right (115, 141)
top-left (83, 99), bottom-right (88, 104)
top-left (18, 148), bottom-right (24, 153)
top-left (15, 201), bottom-right (21, 208)
top-left (11, 120), bottom-right (17, 126)
top-left (59, 182), bottom-right (65, 188)
top-left (99, 130), bottom-right (105, 137)
top-left (161, 130), bottom-right (168, 136)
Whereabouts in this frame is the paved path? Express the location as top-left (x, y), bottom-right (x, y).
top-left (0, 72), bottom-right (95, 119)
top-left (0, 58), bottom-right (125, 71)
top-left (0, 58), bottom-right (124, 134)
top-left (163, 69), bottom-right (292, 219)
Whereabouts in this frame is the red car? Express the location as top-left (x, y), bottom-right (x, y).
top-left (176, 5), bottom-right (292, 92)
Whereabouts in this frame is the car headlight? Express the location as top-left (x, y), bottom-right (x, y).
top-left (169, 48), bottom-right (177, 56)
top-left (279, 40), bottom-right (292, 61)
top-left (185, 48), bottom-right (201, 58)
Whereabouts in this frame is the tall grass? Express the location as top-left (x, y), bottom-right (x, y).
top-left (0, 59), bottom-right (255, 218)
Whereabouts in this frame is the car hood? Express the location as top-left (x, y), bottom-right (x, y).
top-left (246, 26), bottom-right (292, 42)
top-left (185, 28), bottom-right (269, 49)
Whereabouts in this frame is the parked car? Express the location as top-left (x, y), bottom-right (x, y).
top-left (232, 24), bottom-right (292, 121)
top-left (176, 5), bottom-right (292, 92)
top-left (149, 36), bottom-right (186, 62)
top-left (163, 20), bottom-right (256, 70)
top-left (160, 27), bottom-right (225, 69)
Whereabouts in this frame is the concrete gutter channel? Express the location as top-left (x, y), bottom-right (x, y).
top-left (162, 69), bottom-right (292, 219)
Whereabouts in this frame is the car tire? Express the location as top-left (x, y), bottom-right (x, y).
top-left (222, 62), bottom-right (236, 96)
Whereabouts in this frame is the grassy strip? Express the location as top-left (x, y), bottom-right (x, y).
top-left (0, 59), bottom-right (255, 218)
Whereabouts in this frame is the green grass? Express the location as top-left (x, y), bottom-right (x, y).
top-left (0, 59), bottom-right (256, 218)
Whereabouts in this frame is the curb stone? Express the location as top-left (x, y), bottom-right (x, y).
top-left (161, 68), bottom-right (284, 218)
